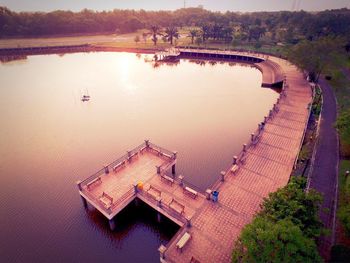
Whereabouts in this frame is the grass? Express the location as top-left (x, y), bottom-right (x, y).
top-left (338, 160), bottom-right (350, 237)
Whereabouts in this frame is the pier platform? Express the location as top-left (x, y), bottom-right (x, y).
top-left (77, 50), bottom-right (313, 263)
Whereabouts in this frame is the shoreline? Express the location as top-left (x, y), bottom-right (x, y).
top-left (0, 44), bottom-right (160, 56)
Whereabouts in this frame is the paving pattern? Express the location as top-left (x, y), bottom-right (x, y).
top-left (163, 55), bottom-right (312, 263)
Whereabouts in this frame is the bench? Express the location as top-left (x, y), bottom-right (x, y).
top-left (147, 185), bottom-right (161, 200)
top-left (160, 174), bottom-right (174, 185)
top-left (190, 256), bottom-right (201, 263)
top-left (112, 160), bottom-right (126, 172)
top-left (128, 151), bottom-right (139, 162)
top-left (139, 146), bottom-right (147, 154)
top-left (230, 164), bottom-right (239, 174)
top-left (162, 152), bottom-right (173, 159)
top-left (183, 186), bottom-right (198, 199)
top-left (86, 177), bottom-right (102, 191)
top-left (99, 192), bottom-right (113, 209)
top-left (176, 232), bottom-right (191, 252)
top-left (169, 198), bottom-right (185, 215)
top-left (240, 153), bottom-right (248, 165)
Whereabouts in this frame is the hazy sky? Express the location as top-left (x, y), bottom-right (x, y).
top-left (1, 0), bottom-right (349, 12)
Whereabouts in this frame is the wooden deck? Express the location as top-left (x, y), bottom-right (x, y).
top-left (77, 51), bottom-right (312, 263)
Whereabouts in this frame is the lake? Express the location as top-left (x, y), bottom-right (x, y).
top-left (0, 52), bottom-right (278, 262)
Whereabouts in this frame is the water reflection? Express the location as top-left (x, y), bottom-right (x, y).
top-left (0, 52), bottom-right (279, 262)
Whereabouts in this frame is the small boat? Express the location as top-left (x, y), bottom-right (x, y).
top-left (81, 88), bottom-right (90, 102)
top-left (81, 95), bottom-right (90, 102)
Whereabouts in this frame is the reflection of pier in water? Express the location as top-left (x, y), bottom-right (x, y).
top-left (77, 50), bottom-right (312, 263)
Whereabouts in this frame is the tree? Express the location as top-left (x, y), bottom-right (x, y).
top-left (289, 37), bottom-right (346, 82)
top-left (134, 35), bottom-right (140, 44)
top-left (149, 25), bottom-right (161, 46)
top-left (142, 32), bottom-right (148, 43)
top-left (260, 177), bottom-right (323, 239)
top-left (232, 218), bottom-right (322, 263)
top-left (188, 29), bottom-right (198, 44)
top-left (232, 177), bottom-right (323, 263)
top-left (164, 26), bottom-right (179, 45)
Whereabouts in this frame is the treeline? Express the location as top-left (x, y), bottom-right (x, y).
top-left (1, 6), bottom-right (350, 43)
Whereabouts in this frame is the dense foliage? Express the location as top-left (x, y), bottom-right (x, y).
top-left (232, 177), bottom-right (323, 263)
top-left (1, 6), bottom-right (350, 44)
top-left (289, 37), bottom-right (347, 82)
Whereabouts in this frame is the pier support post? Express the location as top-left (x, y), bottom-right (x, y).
top-left (156, 165), bottom-right (161, 174)
top-left (76, 180), bottom-right (88, 208)
top-left (104, 165), bottom-right (109, 174)
top-left (158, 244), bottom-right (166, 260)
top-left (205, 189), bottom-right (212, 200)
top-left (220, 171), bottom-right (226, 182)
top-left (145, 139), bottom-right (150, 147)
top-left (109, 219), bottom-right (116, 231)
top-left (172, 164), bottom-right (176, 175)
top-left (178, 175), bottom-right (184, 186)
top-left (186, 216), bottom-right (192, 227)
top-left (251, 133), bottom-right (255, 142)
top-left (157, 212), bottom-right (162, 223)
top-left (233, 156), bottom-right (238, 165)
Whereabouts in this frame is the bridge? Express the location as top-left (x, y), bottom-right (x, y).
top-left (76, 50), bottom-right (313, 263)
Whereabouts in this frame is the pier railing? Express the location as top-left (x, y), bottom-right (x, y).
top-left (81, 186), bottom-right (135, 216)
top-left (78, 141), bottom-right (176, 189)
top-left (211, 66), bottom-right (288, 191)
top-left (137, 188), bottom-right (188, 225)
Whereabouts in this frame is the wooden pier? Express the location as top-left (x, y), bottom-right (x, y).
top-left (77, 50), bottom-right (313, 263)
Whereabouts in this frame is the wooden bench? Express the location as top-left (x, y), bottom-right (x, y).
top-left (190, 256), bottom-right (201, 263)
top-left (183, 186), bottom-right (198, 199)
top-left (169, 198), bottom-right (185, 215)
top-left (99, 192), bottom-right (113, 209)
top-left (128, 151), bottom-right (139, 162)
top-left (240, 153), bottom-right (248, 164)
top-left (86, 177), bottom-right (102, 191)
top-left (160, 174), bottom-right (174, 185)
top-left (230, 164), bottom-right (239, 174)
top-left (147, 185), bottom-right (161, 200)
top-left (112, 160), bottom-right (126, 172)
top-left (176, 232), bottom-right (191, 252)
top-left (162, 152), bottom-right (173, 159)
top-left (139, 146), bottom-right (147, 154)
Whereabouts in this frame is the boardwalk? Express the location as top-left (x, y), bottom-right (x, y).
top-left (162, 54), bottom-right (312, 263)
top-left (77, 51), bottom-right (312, 263)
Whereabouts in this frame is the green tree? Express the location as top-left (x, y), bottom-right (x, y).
top-left (149, 25), bottom-right (161, 46)
top-left (134, 35), bottom-right (140, 44)
top-left (232, 217), bottom-right (322, 263)
top-left (164, 26), bottom-right (179, 45)
top-left (289, 37), bottom-right (346, 82)
top-left (260, 177), bottom-right (323, 239)
top-left (188, 29), bottom-right (198, 44)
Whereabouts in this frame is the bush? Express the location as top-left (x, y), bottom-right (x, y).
top-left (232, 177), bottom-right (323, 262)
top-left (232, 218), bottom-right (322, 263)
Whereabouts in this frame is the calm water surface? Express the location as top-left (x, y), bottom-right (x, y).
top-left (0, 52), bottom-right (278, 262)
